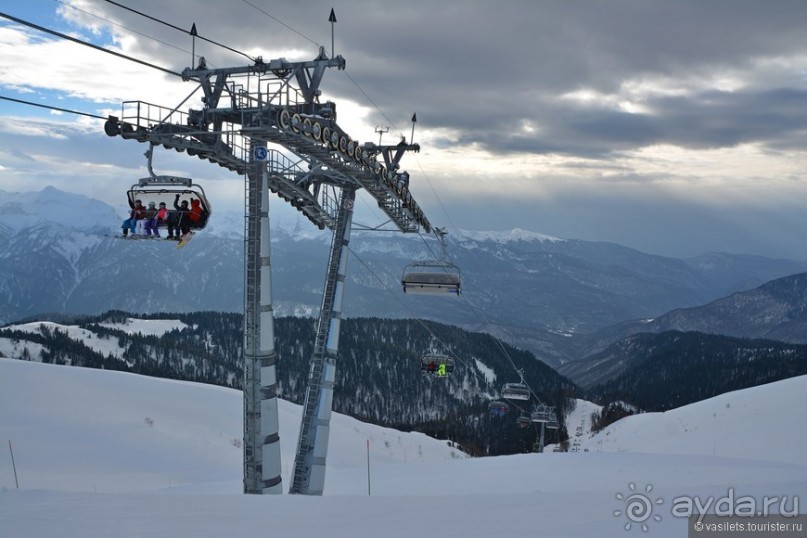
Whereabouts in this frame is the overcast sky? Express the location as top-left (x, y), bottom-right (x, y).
top-left (2, 0), bottom-right (807, 260)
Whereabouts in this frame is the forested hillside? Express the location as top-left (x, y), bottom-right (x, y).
top-left (590, 331), bottom-right (807, 411)
top-left (0, 311), bottom-right (577, 455)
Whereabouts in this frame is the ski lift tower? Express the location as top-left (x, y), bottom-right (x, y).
top-left (530, 404), bottom-right (559, 452)
top-left (104, 39), bottom-right (433, 495)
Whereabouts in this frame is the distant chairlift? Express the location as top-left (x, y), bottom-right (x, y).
top-left (517, 414), bottom-right (532, 428)
top-left (531, 404), bottom-right (557, 425)
top-left (127, 144), bottom-right (212, 231)
top-left (488, 401), bottom-right (509, 417)
top-left (420, 353), bottom-right (455, 377)
top-left (501, 370), bottom-right (531, 401)
top-left (501, 382), bottom-right (531, 401)
top-left (402, 228), bottom-right (461, 295)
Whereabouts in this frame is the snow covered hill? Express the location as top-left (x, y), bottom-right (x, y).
top-left (1, 359), bottom-right (804, 537)
top-left (0, 358), bottom-right (464, 494)
top-left (577, 375), bottom-right (807, 465)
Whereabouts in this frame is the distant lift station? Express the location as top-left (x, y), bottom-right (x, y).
top-left (104, 16), bottom-right (452, 495)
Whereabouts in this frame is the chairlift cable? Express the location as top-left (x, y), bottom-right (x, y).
top-left (342, 71), bottom-right (404, 141)
top-left (0, 10), bottom-right (184, 78)
top-left (0, 92), bottom-right (241, 138)
top-left (411, 153), bottom-right (461, 235)
top-left (56, 0), bottom-right (201, 63)
top-left (397, 127), bottom-right (544, 406)
top-left (404, 228), bottom-right (538, 404)
top-left (0, 95), bottom-right (106, 120)
top-left (240, 0), bottom-right (322, 50)
top-left (103, 0), bottom-right (256, 62)
top-left (345, 242), bottom-right (490, 389)
top-left (459, 289), bottom-right (545, 405)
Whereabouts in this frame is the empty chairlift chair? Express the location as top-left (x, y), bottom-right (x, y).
top-left (530, 404), bottom-right (557, 424)
top-left (402, 262), bottom-right (461, 295)
top-left (420, 353), bottom-right (455, 377)
top-left (501, 369), bottom-right (531, 401)
top-left (501, 382), bottom-right (531, 401)
top-left (401, 228), bottom-right (461, 295)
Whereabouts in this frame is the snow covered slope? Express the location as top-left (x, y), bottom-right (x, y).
top-left (578, 376), bottom-right (807, 465)
top-left (0, 358), bottom-right (464, 493)
top-left (1, 359), bottom-right (805, 537)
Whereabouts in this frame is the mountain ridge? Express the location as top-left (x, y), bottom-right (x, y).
top-left (3, 186), bottom-right (807, 369)
top-left (562, 269), bottom-right (807, 381)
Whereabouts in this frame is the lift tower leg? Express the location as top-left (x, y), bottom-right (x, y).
top-left (243, 140), bottom-right (282, 494)
top-left (538, 422), bottom-right (546, 453)
top-left (289, 188), bottom-right (356, 495)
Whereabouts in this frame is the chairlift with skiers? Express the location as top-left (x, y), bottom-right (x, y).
top-left (125, 144), bottom-right (211, 234)
top-left (488, 400), bottom-right (509, 417)
top-left (420, 353), bottom-right (455, 377)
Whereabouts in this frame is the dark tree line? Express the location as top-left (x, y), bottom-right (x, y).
top-left (591, 331), bottom-right (807, 411)
top-left (7, 314), bottom-right (807, 450)
top-left (1, 311), bottom-right (577, 456)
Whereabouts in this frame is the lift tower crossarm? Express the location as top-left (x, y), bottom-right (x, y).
top-left (181, 50), bottom-right (346, 84)
top-left (108, 51), bottom-right (430, 234)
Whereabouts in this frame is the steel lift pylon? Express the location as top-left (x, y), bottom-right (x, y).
top-left (290, 187), bottom-right (355, 495)
top-left (531, 404), bottom-right (560, 453)
top-left (104, 40), bottom-right (435, 495)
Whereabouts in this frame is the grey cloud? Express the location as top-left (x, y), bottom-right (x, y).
top-left (6, 0), bottom-right (807, 259)
top-left (64, 0), bottom-right (807, 159)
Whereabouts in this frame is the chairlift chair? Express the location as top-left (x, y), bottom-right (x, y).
top-left (517, 414), bottom-right (532, 428)
top-left (501, 382), bottom-right (531, 401)
top-left (420, 353), bottom-right (455, 377)
top-left (530, 404), bottom-right (557, 424)
top-left (402, 262), bottom-right (461, 295)
top-left (401, 227), bottom-right (461, 295)
top-left (501, 368), bottom-right (531, 401)
top-left (488, 401), bottom-right (509, 417)
top-left (126, 145), bottom-right (212, 231)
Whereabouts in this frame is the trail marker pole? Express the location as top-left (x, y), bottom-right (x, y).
top-left (8, 440), bottom-right (19, 489)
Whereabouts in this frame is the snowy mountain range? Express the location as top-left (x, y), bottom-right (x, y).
top-left (2, 358), bottom-right (805, 537)
top-left (608, 271), bottom-right (807, 344)
top-left (3, 186), bottom-right (807, 369)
